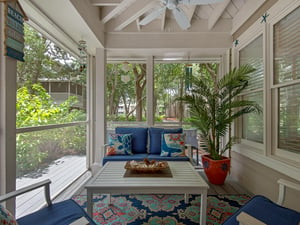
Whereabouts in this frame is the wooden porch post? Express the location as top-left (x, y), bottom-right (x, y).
top-left (93, 48), bottom-right (106, 170)
top-left (0, 2), bottom-right (17, 214)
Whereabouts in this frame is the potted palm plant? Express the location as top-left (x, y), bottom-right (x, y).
top-left (178, 64), bottom-right (261, 185)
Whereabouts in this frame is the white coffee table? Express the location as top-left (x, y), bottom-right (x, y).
top-left (85, 161), bottom-right (208, 225)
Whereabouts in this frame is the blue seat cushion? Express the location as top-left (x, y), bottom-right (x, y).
top-left (17, 199), bottom-right (97, 225)
top-left (222, 195), bottom-right (300, 225)
top-left (149, 127), bottom-right (183, 154)
top-left (147, 154), bottom-right (190, 161)
top-left (116, 127), bottom-right (148, 154)
top-left (103, 154), bottom-right (148, 165)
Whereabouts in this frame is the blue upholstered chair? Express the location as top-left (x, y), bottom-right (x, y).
top-left (0, 179), bottom-right (97, 225)
top-left (222, 179), bottom-right (300, 225)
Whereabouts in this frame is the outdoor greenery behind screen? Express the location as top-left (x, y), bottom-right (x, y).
top-left (106, 62), bottom-right (218, 127)
top-left (16, 24), bottom-right (87, 177)
top-left (17, 24), bottom-right (218, 177)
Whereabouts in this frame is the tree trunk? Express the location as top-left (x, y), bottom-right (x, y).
top-left (132, 64), bottom-right (146, 121)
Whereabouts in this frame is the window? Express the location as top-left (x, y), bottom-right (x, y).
top-left (153, 62), bottom-right (219, 128)
top-left (273, 6), bottom-right (300, 157)
top-left (239, 35), bottom-right (264, 144)
top-left (16, 24), bottom-right (88, 217)
top-left (106, 62), bottom-right (147, 130)
top-left (154, 63), bottom-right (186, 124)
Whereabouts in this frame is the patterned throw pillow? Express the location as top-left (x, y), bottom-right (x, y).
top-left (107, 133), bottom-right (132, 155)
top-left (0, 204), bottom-right (18, 225)
top-left (160, 133), bottom-right (186, 157)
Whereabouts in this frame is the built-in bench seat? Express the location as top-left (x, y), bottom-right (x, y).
top-left (102, 127), bottom-right (191, 165)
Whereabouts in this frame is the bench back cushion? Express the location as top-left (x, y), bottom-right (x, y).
top-left (149, 127), bottom-right (183, 154)
top-left (115, 127), bottom-right (148, 154)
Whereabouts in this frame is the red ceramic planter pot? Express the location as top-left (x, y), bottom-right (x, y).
top-left (201, 154), bottom-right (230, 185)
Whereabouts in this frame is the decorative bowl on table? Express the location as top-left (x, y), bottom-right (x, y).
top-left (124, 158), bottom-right (169, 173)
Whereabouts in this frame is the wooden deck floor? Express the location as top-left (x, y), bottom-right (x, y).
top-left (199, 171), bottom-right (253, 195)
top-left (16, 155), bottom-right (87, 219)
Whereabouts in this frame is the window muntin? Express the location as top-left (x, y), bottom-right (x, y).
top-left (239, 35), bottom-right (264, 143)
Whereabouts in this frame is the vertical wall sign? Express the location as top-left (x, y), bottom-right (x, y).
top-left (3, 1), bottom-right (27, 61)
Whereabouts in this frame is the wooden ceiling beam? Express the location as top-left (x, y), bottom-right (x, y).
top-left (112, 0), bottom-right (159, 31)
top-left (101, 0), bottom-right (136, 24)
top-left (181, 5), bottom-right (196, 22)
top-left (208, 0), bottom-right (231, 30)
top-left (90, 0), bottom-right (121, 6)
top-left (160, 9), bottom-right (166, 31)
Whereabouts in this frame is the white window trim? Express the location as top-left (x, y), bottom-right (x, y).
top-left (235, 27), bottom-right (266, 151)
top-left (269, 1), bottom-right (300, 164)
top-left (233, 0), bottom-right (300, 181)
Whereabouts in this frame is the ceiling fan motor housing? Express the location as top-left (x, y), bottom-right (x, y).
top-left (166, 0), bottom-right (178, 9)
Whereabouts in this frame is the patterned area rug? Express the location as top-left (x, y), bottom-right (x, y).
top-left (72, 194), bottom-right (251, 225)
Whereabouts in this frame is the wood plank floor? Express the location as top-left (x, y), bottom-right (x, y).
top-left (198, 171), bottom-right (252, 196)
top-left (16, 155), bottom-right (87, 219)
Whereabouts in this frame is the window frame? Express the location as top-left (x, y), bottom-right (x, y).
top-left (269, 4), bottom-right (300, 164)
top-left (232, 0), bottom-right (300, 180)
top-left (234, 29), bottom-right (266, 154)
top-left (15, 23), bottom-right (90, 188)
top-left (238, 34), bottom-right (264, 145)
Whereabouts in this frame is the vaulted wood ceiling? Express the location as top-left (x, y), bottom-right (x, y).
top-left (92, 0), bottom-right (246, 32)
top-left (19, 0), bottom-right (269, 59)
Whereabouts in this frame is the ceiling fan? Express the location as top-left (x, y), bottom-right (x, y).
top-left (139, 0), bottom-right (225, 30)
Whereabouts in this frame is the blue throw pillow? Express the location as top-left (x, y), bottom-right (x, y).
top-left (149, 127), bottom-right (183, 154)
top-left (161, 133), bottom-right (186, 157)
top-left (108, 133), bottom-right (132, 155)
top-left (115, 127), bottom-right (148, 153)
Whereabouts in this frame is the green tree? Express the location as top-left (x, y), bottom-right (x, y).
top-left (17, 24), bottom-right (84, 89)
top-left (106, 63), bottom-right (146, 121)
top-left (154, 63), bottom-right (186, 121)
top-left (16, 84), bottom-right (85, 176)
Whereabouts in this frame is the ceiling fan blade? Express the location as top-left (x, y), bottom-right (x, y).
top-left (172, 7), bottom-right (191, 30)
top-left (139, 7), bottom-right (166, 26)
top-left (179, 0), bottom-right (224, 5)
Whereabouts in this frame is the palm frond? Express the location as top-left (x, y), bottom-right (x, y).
top-left (177, 64), bottom-right (261, 160)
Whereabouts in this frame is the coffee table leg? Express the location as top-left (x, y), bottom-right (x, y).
top-left (107, 194), bottom-right (111, 204)
top-left (184, 194), bottom-right (189, 203)
top-left (87, 191), bottom-right (93, 218)
top-left (200, 190), bottom-right (207, 225)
